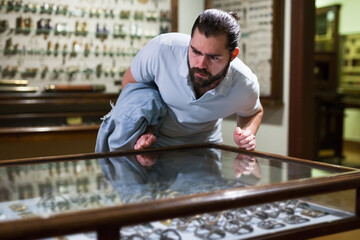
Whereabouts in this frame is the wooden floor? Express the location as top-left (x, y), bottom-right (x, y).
top-left (310, 140), bottom-right (360, 240)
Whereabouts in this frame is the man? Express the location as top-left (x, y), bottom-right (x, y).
top-left (122, 9), bottom-right (263, 151)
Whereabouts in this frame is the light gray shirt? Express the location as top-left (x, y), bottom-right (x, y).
top-left (130, 33), bottom-right (261, 146)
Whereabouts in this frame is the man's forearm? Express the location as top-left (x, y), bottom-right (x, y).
top-left (122, 67), bottom-right (138, 88)
top-left (236, 104), bottom-right (263, 134)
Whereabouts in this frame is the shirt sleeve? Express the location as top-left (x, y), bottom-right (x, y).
top-left (236, 75), bottom-right (261, 117)
top-left (130, 36), bottom-right (161, 83)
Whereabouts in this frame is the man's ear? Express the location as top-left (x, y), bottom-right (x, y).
top-left (230, 47), bottom-right (240, 61)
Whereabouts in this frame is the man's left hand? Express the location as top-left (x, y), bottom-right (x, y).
top-left (233, 154), bottom-right (257, 178)
top-left (233, 127), bottom-right (256, 151)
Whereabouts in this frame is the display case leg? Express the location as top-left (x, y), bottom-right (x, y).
top-left (97, 226), bottom-right (120, 240)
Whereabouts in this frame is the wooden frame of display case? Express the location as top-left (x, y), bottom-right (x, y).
top-left (0, 92), bottom-right (119, 159)
top-left (0, 143), bottom-right (359, 240)
top-left (0, 93), bottom-right (119, 133)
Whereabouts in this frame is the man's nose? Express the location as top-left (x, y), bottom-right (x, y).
top-left (197, 56), bottom-right (207, 69)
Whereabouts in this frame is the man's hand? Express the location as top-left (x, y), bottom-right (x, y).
top-left (233, 127), bottom-right (256, 151)
top-left (233, 154), bottom-right (257, 178)
top-left (136, 153), bottom-right (158, 167)
top-left (134, 131), bottom-right (157, 150)
top-left (134, 127), bottom-right (158, 166)
top-left (233, 154), bottom-right (261, 183)
top-left (134, 126), bottom-right (157, 150)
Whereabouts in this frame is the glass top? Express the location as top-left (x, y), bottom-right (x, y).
top-left (0, 147), bottom-right (346, 222)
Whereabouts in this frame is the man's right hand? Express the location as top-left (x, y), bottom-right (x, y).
top-left (134, 128), bottom-right (157, 150)
top-left (134, 127), bottom-right (158, 166)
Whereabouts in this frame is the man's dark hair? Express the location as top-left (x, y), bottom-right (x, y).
top-left (191, 9), bottom-right (240, 53)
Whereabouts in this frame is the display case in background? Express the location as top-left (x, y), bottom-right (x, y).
top-left (0, 0), bottom-right (178, 159)
top-left (0, 0), bottom-right (176, 92)
top-left (0, 144), bottom-right (359, 240)
top-left (340, 33), bottom-right (360, 92)
top-left (0, 92), bottom-right (118, 160)
top-left (339, 33), bottom-right (360, 109)
top-left (206, 0), bottom-right (285, 105)
top-left (313, 5), bottom-right (346, 161)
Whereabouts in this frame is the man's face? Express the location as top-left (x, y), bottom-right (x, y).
top-left (188, 28), bottom-right (232, 90)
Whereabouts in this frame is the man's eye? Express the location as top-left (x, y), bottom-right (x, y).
top-left (210, 56), bottom-right (219, 60)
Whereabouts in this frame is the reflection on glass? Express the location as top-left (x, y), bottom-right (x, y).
top-left (100, 148), bottom-right (261, 203)
top-left (0, 148), bottom-right (342, 222)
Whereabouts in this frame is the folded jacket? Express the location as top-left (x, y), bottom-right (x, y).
top-left (95, 82), bottom-right (167, 153)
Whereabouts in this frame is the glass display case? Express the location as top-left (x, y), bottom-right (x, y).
top-left (0, 143), bottom-right (359, 240)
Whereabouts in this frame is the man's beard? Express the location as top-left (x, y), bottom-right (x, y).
top-left (188, 59), bottom-right (230, 91)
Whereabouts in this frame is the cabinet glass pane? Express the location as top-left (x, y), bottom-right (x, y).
top-left (0, 147), bottom-right (347, 222)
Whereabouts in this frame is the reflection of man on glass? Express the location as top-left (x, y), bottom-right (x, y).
top-left (99, 149), bottom-right (227, 198)
top-left (96, 9), bottom-right (263, 154)
top-left (99, 149), bottom-right (261, 200)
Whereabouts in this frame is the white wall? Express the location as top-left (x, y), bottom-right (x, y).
top-left (178, 0), bottom-right (204, 34)
top-left (178, 1), bottom-right (292, 156)
top-left (316, 0), bottom-right (360, 34)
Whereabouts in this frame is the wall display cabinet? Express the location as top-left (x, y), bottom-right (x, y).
top-left (339, 33), bottom-right (360, 111)
top-left (0, 144), bottom-right (359, 239)
top-left (206, 0), bottom-right (284, 105)
top-left (0, 0), bottom-right (177, 157)
top-left (315, 5), bottom-right (339, 53)
top-left (313, 5), bottom-right (345, 161)
top-left (339, 33), bottom-right (360, 104)
top-left (314, 5), bottom-right (341, 91)
top-left (0, 0), bottom-right (175, 93)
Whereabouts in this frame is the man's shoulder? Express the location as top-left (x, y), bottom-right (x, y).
top-left (155, 33), bottom-right (191, 47)
top-left (230, 58), bottom-right (257, 82)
